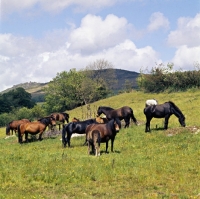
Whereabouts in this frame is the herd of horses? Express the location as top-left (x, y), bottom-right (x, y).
top-left (5, 99), bottom-right (186, 156)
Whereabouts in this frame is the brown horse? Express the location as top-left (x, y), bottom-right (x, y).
top-left (51, 112), bottom-right (69, 130)
top-left (18, 116), bottom-right (56, 143)
top-left (85, 118), bottom-right (120, 153)
top-left (87, 129), bottom-right (101, 156)
top-left (6, 119), bottom-right (31, 135)
top-left (72, 117), bottom-right (80, 122)
top-left (95, 116), bottom-right (109, 124)
top-left (97, 106), bottom-right (138, 128)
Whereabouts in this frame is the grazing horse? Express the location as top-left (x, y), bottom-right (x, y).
top-left (145, 99), bottom-right (158, 107)
top-left (97, 106), bottom-right (137, 128)
top-left (6, 119), bottom-right (31, 135)
top-left (85, 119), bottom-right (120, 153)
top-left (51, 112), bottom-right (69, 130)
top-left (18, 116), bottom-right (56, 143)
top-left (62, 118), bottom-right (97, 147)
top-left (144, 101), bottom-right (186, 132)
top-left (87, 129), bottom-right (101, 156)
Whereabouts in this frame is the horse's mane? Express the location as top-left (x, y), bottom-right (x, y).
top-left (168, 101), bottom-right (185, 117)
top-left (100, 106), bottom-right (114, 111)
top-left (38, 116), bottom-right (52, 124)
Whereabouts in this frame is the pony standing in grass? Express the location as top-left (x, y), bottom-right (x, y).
top-left (144, 101), bottom-right (185, 132)
top-left (97, 106), bottom-right (137, 128)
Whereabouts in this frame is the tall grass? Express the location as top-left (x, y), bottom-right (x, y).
top-left (0, 90), bottom-right (199, 199)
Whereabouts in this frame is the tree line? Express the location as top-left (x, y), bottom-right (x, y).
top-left (137, 63), bottom-right (200, 93)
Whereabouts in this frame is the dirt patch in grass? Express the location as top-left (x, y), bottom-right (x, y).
top-left (165, 126), bottom-right (200, 136)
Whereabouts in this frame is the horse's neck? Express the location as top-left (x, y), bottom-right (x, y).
top-left (40, 119), bottom-right (49, 126)
top-left (171, 106), bottom-right (183, 118)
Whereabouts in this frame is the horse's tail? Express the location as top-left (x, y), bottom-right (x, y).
top-left (62, 125), bottom-right (67, 148)
top-left (130, 108), bottom-right (138, 125)
top-left (17, 124), bottom-right (22, 143)
top-left (6, 124), bottom-right (10, 135)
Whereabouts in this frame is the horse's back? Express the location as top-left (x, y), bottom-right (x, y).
top-left (144, 103), bottom-right (169, 118)
top-left (145, 99), bottom-right (158, 107)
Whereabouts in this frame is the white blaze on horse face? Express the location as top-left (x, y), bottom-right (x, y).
top-left (115, 122), bottom-right (120, 131)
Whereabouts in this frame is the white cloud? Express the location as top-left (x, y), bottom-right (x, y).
top-left (172, 45), bottom-right (200, 70)
top-left (167, 14), bottom-right (200, 70)
top-left (68, 14), bottom-right (134, 54)
top-left (147, 12), bottom-right (170, 32)
top-left (1, 0), bottom-right (118, 18)
top-left (167, 13), bottom-right (200, 48)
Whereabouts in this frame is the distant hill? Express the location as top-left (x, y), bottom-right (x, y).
top-left (0, 69), bottom-right (139, 102)
top-left (114, 69), bottom-right (139, 90)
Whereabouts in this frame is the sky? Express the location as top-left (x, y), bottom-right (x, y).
top-left (0, 0), bottom-right (200, 92)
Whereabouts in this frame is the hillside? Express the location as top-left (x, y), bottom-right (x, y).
top-left (0, 69), bottom-right (139, 102)
top-left (0, 90), bottom-right (199, 198)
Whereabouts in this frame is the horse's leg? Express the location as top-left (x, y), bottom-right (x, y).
top-left (145, 117), bottom-right (152, 132)
top-left (18, 132), bottom-right (22, 143)
top-left (97, 142), bottom-right (100, 156)
top-left (106, 141), bottom-right (109, 153)
top-left (38, 131), bottom-right (44, 141)
top-left (164, 115), bottom-right (170, 129)
top-left (67, 134), bottom-right (72, 147)
top-left (92, 143), bottom-right (95, 155)
top-left (25, 132), bottom-right (29, 142)
top-left (124, 118), bottom-right (130, 128)
top-left (20, 132), bottom-right (25, 143)
top-left (88, 141), bottom-right (90, 155)
top-left (111, 139), bottom-right (114, 152)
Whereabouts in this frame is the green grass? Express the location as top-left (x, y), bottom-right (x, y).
top-left (0, 90), bottom-right (200, 199)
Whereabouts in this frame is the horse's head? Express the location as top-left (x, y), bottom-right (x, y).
top-left (114, 121), bottom-right (120, 132)
top-left (50, 116), bottom-right (57, 126)
top-left (114, 118), bottom-right (121, 131)
top-left (97, 106), bottom-right (103, 116)
top-left (63, 113), bottom-right (69, 123)
top-left (179, 116), bottom-right (186, 127)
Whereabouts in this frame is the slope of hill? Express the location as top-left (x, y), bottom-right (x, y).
top-left (0, 69), bottom-right (139, 102)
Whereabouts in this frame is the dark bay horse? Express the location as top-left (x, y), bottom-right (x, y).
top-left (18, 116), bottom-right (56, 143)
top-left (144, 101), bottom-right (186, 132)
top-left (85, 119), bottom-right (120, 153)
top-left (97, 106), bottom-right (137, 128)
top-left (62, 118), bottom-right (97, 147)
top-left (6, 119), bottom-right (31, 135)
top-left (51, 112), bottom-right (69, 130)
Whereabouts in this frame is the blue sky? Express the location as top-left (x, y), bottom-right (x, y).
top-left (0, 0), bottom-right (200, 92)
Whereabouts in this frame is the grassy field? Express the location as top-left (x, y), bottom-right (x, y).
top-left (0, 90), bottom-right (199, 199)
